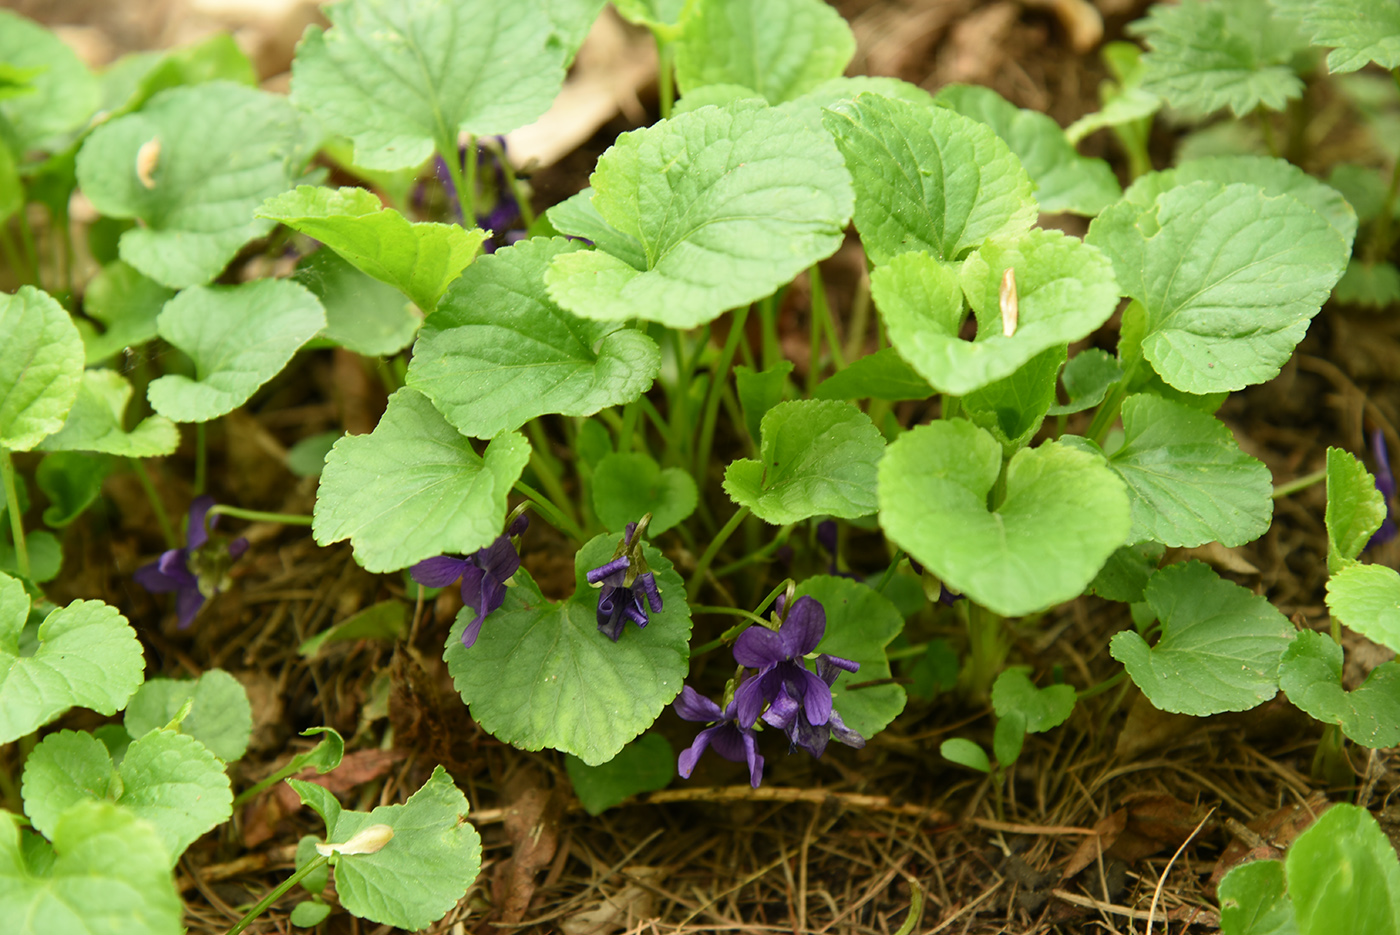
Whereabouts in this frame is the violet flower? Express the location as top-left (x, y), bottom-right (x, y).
top-left (434, 135), bottom-right (523, 252)
top-left (906, 556), bottom-right (962, 605)
top-left (815, 519), bottom-right (859, 580)
top-left (674, 686), bottom-right (763, 788)
top-left (1369, 428), bottom-right (1397, 549)
top-left (762, 657), bottom-right (866, 758)
top-left (731, 595), bottom-right (857, 730)
top-left (133, 495), bottom-right (248, 628)
top-left (411, 514), bottom-right (528, 648)
top-left (586, 518), bottom-right (662, 641)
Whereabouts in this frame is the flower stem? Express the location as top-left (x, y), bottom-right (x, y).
top-left (1085, 361), bottom-right (1136, 446)
top-left (527, 443), bottom-right (580, 529)
top-left (437, 132), bottom-right (475, 229)
top-left (1076, 669), bottom-right (1127, 701)
top-left (874, 550), bottom-right (905, 594)
top-left (16, 210), bottom-right (40, 291)
top-left (809, 263), bottom-right (845, 375)
top-left (686, 505), bottom-right (749, 601)
top-left (758, 294), bottom-right (780, 370)
top-left (713, 525), bottom-right (794, 576)
top-left (0, 225), bottom-right (31, 286)
top-left (205, 505), bottom-right (313, 528)
top-left (194, 422), bottom-right (207, 496)
top-left (694, 305), bottom-right (750, 485)
top-left (224, 854), bottom-right (329, 935)
top-left (656, 36), bottom-right (676, 119)
top-left (513, 480), bottom-right (586, 543)
top-left (0, 449), bottom-right (28, 580)
top-left (961, 602), bottom-right (1007, 700)
top-left (1255, 105), bottom-right (1279, 158)
top-left (1272, 467), bottom-right (1327, 499)
top-left (128, 458), bottom-right (179, 550)
top-left (482, 136), bottom-right (535, 227)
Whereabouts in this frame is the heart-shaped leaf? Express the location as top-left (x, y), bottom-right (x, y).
top-left (1326, 447), bottom-right (1387, 574)
top-left (36, 452), bottom-right (112, 528)
top-left (724, 399), bottom-right (884, 524)
top-left (878, 420), bottom-right (1131, 616)
top-left (1106, 393), bottom-right (1273, 548)
top-left (38, 370), bottom-right (178, 458)
top-left (991, 667), bottom-right (1076, 733)
top-left (565, 733), bottom-right (674, 815)
top-left (0, 575), bottom-right (145, 745)
top-left (813, 347), bottom-right (933, 402)
top-left (289, 765), bottom-right (481, 931)
top-left (314, 389), bottom-right (529, 572)
top-left (0, 802), bottom-right (183, 935)
top-left (0, 10), bottom-right (99, 154)
top-left (1110, 560), bottom-right (1295, 716)
top-left (124, 668), bottom-right (253, 763)
top-left (445, 534), bottom-right (692, 765)
top-left (872, 230), bottom-right (1119, 396)
top-left (258, 186), bottom-right (486, 313)
top-left (290, 0), bottom-right (564, 170)
top-left (544, 101), bottom-right (853, 328)
top-left (1217, 859), bottom-right (1295, 935)
top-left (1086, 180), bottom-right (1349, 394)
top-left (76, 262), bottom-right (174, 364)
top-left (592, 453), bottom-right (697, 535)
top-left (148, 279), bottom-right (326, 423)
top-left (408, 238), bottom-right (660, 437)
top-left (735, 360), bottom-right (794, 446)
top-left (1049, 349), bottom-right (1122, 416)
top-left (294, 249), bottom-right (421, 357)
top-left (0, 287), bottom-right (84, 452)
top-left (1279, 629), bottom-right (1400, 748)
top-left (961, 345), bottom-right (1066, 453)
top-left (821, 92), bottom-right (1036, 265)
top-left (75, 81), bottom-right (314, 288)
top-left (1326, 563), bottom-right (1400, 654)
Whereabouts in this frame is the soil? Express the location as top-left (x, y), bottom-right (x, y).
top-left (6, 1), bottom-right (1400, 933)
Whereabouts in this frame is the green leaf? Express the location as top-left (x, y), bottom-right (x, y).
top-left (934, 84), bottom-right (1121, 216)
top-left (1126, 156), bottom-right (1358, 248)
top-left (290, 900), bottom-right (332, 928)
top-left (1334, 260), bottom-right (1400, 310)
top-left (1131, 0), bottom-right (1305, 117)
top-left (813, 348), bottom-right (933, 402)
top-left (313, 388), bottom-right (529, 572)
top-left (36, 452), bottom-right (112, 527)
top-left (147, 279), bottom-right (326, 423)
top-left (22, 728), bottom-right (232, 867)
top-left (1089, 542), bottom-right (1164, 603)
top-left (1218, 859), bottom-right (1298, 935)
top-left (284, 727), bottom-right (346, 778)
top-left (821, 93), bottom-right (1036, 265)
top-left (565, 733), bottom-right (674, 815)
top-left (544, 101), bottom-right (853, 328)
top-left (872, 229), bottom-right (1120, 396)
top-left (290, 0), bottom-right (564, 171)
top-left (0, 145), bottom-right (20, 225)
top-left (1086, 181), bottom-right (1349, 394)
top-left (674, 0), bottom-right (855, 105)
top-left (294, 249), bottom-right (420, 357)
top-left (408, 238), bottom-right (660, 437)
top-left (1279, 629), bottom-right (1400, 749)
top-left (544, 188), bottom-right (649, 269)
top-left (794, 575), bottom-right (907, 738)
top-left (962, 345), bottom-right (1066, 454)
top-left (1286, 803), bottom-right (1400, 935)
top-left (295, 836), bottom-right (329, 894)
top-left (723, 399), bottom-right (883, 525)
top-left (287, 431), bottom-right (341, 478)
top-left (1326, 447), bottom-right (1386, 574)
top-left (991, 667), bottom-right (1075, 733)
top-left (878, 421), bottom-right (1131, 617)
top-left (993, 712), bottom-right (1026, 767)
top-left (1106, 394), bottom-right (1273, 548)
top-left (0, 10), bottom-right (99, 154)
top-left (0, 530), bottom-right (61, 584)
top-left (75, 82), bottom-right (313, 289)
top-left (592, 453), bottom-right (697, 536)
top-left (38, 369), bottom-right (178, 457)
top-left (0, 579), bottom-right (145, 745)
top-left (1048, 349), bottom-right (1122, 416)
top-left (124, 668), bottom-right (253, 763)
top-left (1326, 563), bottom-right (1400, 654)
top-left (259, 186), bottom-right (486, 313)
top-left (1065, 41), bottom-right (1161, 146)
top-left (542, 0), bottom-right (608, 65)
top-left (290, 765), bottom-right (482, 931)
top-left (98, 34), bottom-right (258, 123)
top-left (76, 262), bottom-right (174, 364)
top-left (1271, 0), bottom-right (1400, 74)
top-left (0, 286), bottom-right (84, 452)
top-left (735, 360), bottom-right (793, 446)
top-left (940, 738), bottom-right (990, 773)
top-left (1110, 560), bottom-right (1295, 716)
top-left (446, 535), bottom-right (692, 765)
top-left (299, 600), bottom-right (406, 657)
top-left (0, 802), bottom-right (183, 935)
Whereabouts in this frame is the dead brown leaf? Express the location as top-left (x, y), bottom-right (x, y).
top-left (490, 768), bottom-right (566, 924)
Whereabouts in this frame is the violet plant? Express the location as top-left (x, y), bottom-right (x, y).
top-left (2, 0), bottom-right (1399, 928)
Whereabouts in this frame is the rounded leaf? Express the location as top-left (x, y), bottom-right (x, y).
top-left (0, 287), bottom-right (84, 452)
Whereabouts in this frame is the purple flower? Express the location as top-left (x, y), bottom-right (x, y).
top-left (906, 556), bottom-right (962, 605)
top-left (674, 687), bottom-right (763, 788)
top-left (731, 596), bottom-right (857, 729)
top-left (1369, 428), bottom-right (1397, 549)
top-left (133, 496), bottom-right (248, 628)
top-left (586, 519), bottom-right (662, 641)
top-left (815, 519), bottom-right (859, 580)
top-left (411, 514), bottom-right (528, 648)
top-left (762, 657), bottom-right (866, 758)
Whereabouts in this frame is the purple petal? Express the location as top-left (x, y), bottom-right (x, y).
top-left (743, 732), bottom-right (764, 788)
top-left (175, 588), bottom-right (205, 628)
top-left (624, 521), bottom-right (637, 544)
top-left (187, 496), bottom-right (215, 550)
top-left (508, 513), bottom-right (530, 537)
top-left (1375, 429), bottom-right (1395, 498)
top-left (478, 571), bottom-right (510, 617)
top-left (828, 710), bottom-right (865, 749)
top-left (476, 533), bottom-right (522, 579)
top-left (134, 557), bottom-right (190, 594)
top-left (636, 572), bottom-right (662, 612)
top-left (227, 537), bottom-right (249, 559)
top-left (797, 666), bottom-right (833, 726)
top-left (818, 654), bottom-right (860, 676)
top-left (761, 689), bottom-right (799, 730)
top-left (587, 556), bottom-right (629, 585)
top-left (412, 555), bottom-right (472, 588)
top-left (622, 592), bottom-right (648, 627)
top-left (734, 670), bottom-right (776, 729)
top-left (460, 612), bottom-right (486, 649)
top-left (678, 725), bottom-right (719, 778)
top-left (792, 713), bottom-right (830, 758)
top-left (674, 686), bottom-right (724, 723)
top-left (733, 625), bottom-right (785, 668)
top-left (706, 723), bottom-right (751, 764)
top-left (817, 520), bottom-right (838, 555)
top-left (781, 597), bottom-right (826, 657)
top-left (459, 563), bottom-right (487, 610)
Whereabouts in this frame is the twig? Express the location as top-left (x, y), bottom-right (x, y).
top-left (1147, 806), bottom-right (1215, 933)
top-left (1051, 888), bottom-right (1154, 921)
top-left (928, 880), bottom-right (1004, 934)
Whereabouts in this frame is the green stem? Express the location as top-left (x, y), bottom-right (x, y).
top-left (128, 459), bottom-right (179, 549)
top-left (714, 525), bottom-right (794, 576)
top-left (809, 263), bottom-right (845, 372)
top-left (225, 854), bottom-right (330, 935)
top-left (0, 224), bottom-right (31, 286)
top-left (16, 209), bottom-right (40, 290)
top-left (758, 294), bottom-right (780, 370)
top-left (194, 423), bottom-right (207, 496)
top-left (205, 505), bottom-right (313, 529)
top-left (1273, 467), bottom-right (1328, 499)
top-left (874, 549), bottom-right (905, 594)
top-left (694, 305), bottom-right (750, 484)
top-left (961, 603), bottom-right (1007, 700)
top-left (1256, 105), bottom-right (1279, 158)
top-left (1076, 669), bottom-right (1127, 701)
top-left (374, 357), bottom-right (400, 394)
top-left (1085, 363), bottom-right (1136, 446)
top-left (513, 480), bottom-right (586, 542)
top-left (437, 132), bottom-right (476, 228)
top-left (692, 604), bottom-right (771, 627)
top-left (0, 449), bottom-right (28, 580)
top-left (483, 137), bottom-right (535, 227)
top-left (1369, 75), bottom-right (1400, 263)
top-left (941, 395), bottom-right (961, 421)
top-left (656, 36), bottom-right (676, 119)
top-left (618, 400), bottom-right (640, 454)
top-left (686, 505), bottom-right (750, 600)
top-left (528, 446), bottom-right (579, 528)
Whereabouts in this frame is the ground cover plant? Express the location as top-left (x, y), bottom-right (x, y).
top-left (3, 0), bottom-right (1400, 931)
